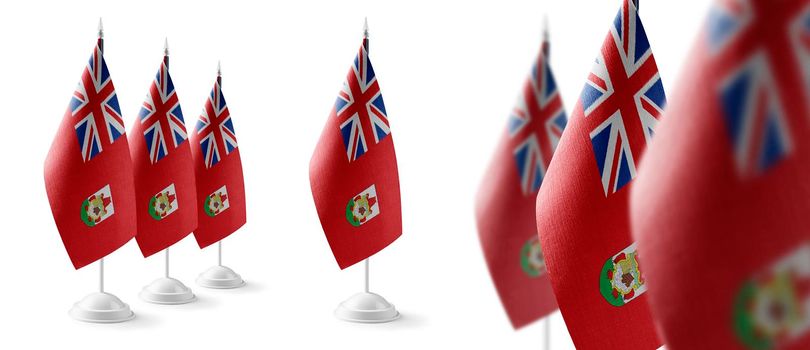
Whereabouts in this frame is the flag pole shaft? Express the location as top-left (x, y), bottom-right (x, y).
top-left (361, 20), bottom-right (370, 295)
top-left (163, 38), bottom-right (169, 68)
top-left (165, 248), bottom-right (170, 278)
top-left (364, 258), bottom-right (369, 293)
top-left (544, 316), bottom-right (551, 350)
top-left (97, 20), bottom-right (105, 295)
top-left (99, 258), bottom-right (105, 293)
top-left (214, 61), bottom-right (222, 269)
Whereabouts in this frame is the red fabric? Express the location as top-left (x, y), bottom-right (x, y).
top-left (535, 1), bottom-right (662, 348)
top-left (631, 1), bottom-right (810, 349)
top-left (129, 60), bottom-right (197, 258)
top-left (476, 44), bottom-right (561, 329)
top-left (189, 79), bottom-right (246, 248)
top-left (309, 40), bottom-right (401, 270)
top-left (44, 44), bottom-right (136, 269)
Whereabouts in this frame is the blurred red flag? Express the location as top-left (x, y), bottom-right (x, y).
top-left (631, 0), bottom-right (810, 349)
top-left (476, 36), bottom-right (565, 329)
top-left (309, 38), bottom-right (401, 269)
top-left (129, 59), bottom-right (197, 257)
top-left (44, 42), bottom-right (136, 269)
top-left (535, 0), bottom-right (665, 348)
top-left (189, 73), bottom-right (246, 249)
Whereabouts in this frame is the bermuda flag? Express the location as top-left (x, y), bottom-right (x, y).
top-left (535, 0), bottom-right (666, 348)
top-left (44, 40), bottom-right (137, 270)
top-left (309, 36), bottom-right (402, 269)
top-left (631, 0), bottom-right (810, 349)
top-left (189, 71), bottom-right (246, 249)
top-left (129, 56), bottom-right (197, 257)
top-left (475, 33), bottom-right (565, 329)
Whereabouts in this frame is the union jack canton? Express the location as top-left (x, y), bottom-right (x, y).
top-left (581, 0), bottom-right (666, 196)
top-left (196, 80), bottom-right (237, 168)
top-left (508, 42), bottom-right (567, 196)
top-left (711, 0), bottom-right (810, 176)
top-left (138, 62), bottom-right (187, 164)
top-left (335, 41), bottom-right (390, 162)
top-left (72, 45), bottom-right (126, 162)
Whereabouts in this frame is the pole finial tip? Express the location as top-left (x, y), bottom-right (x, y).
top-left (163, 37), bottom-right (169, 56)
top-left (217, 60), bottom-right (221, 76)
top-left (363, 17), bottom-right (369, 38)
top-left (98, 18), bottom-right (104, 39)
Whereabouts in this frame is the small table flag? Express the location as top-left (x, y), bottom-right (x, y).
top-left (309, 35), bottom-right (402, 270)
top-left (475, 30), bottom-right (565, 329)
top-left (631, 0), bottom-right (810, 348)
top-left (129, 51), bottom-right (197, 258)
top-left (189, 67), bottom-right (246, 249)
top-left (44, 40), bottom-right (137, 270)
top-left (535, 0), bottom-right (666, 348)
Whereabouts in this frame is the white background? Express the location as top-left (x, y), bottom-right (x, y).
top-left (0, 0), bottom-right (709, 348)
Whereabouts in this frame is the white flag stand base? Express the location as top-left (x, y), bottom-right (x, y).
top-left (196, 265), bottom-right (245, 289)
top-left (335, 292), bottom-right (400, 323)
top-left (139, 277), bottom-right (196, 305)
top-left (335, 258), bottom-right (399, 323)
top-left (69, 292), bottom-right (135, 323)
top-left (140, 248), bottom-right (196, 304)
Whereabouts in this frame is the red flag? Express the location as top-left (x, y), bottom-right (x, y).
top-left (309, 37), bottom-right (401, 269)
top-left (44, 41), bottom-right (136, 270)
top-left (631, 1), bottom-right (810, 349)
top-left (189, 73), bottom-right (246, 248)
top-left (129, 58), bottom-right (197, 257)
top-left (475, 36), bottom-right (564, 329)
top-left (535, 0), bottom-right (665, 348)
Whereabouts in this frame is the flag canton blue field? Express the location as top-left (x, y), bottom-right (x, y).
top-left (581, 0), bottom-right (666, 196)
top-left (139, 62), bottom-right (187, 164)
top-left (336, 42), bottom-right (390, 162)
top-left (71, 45), bottom-right (126, 163)
top-left (720, 55), bottom-right (791, 175)
top-left (710, 1), bottom-right (810, 177)
top-left (196, 80), bottom-right (238, 168)
top-left (508, 54), bottom-right (567, 196)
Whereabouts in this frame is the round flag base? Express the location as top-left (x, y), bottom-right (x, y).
top-left (69, 292), bottom-right (135, 323)
top-left (196, 265), bottom-right (246, 289)
top-left (139, 277), bottom-right (196, 304)
top-left (334, 292), bottom-right (400, 323)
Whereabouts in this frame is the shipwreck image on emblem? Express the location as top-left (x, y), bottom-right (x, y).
top-left (346, 184), bottom-right (379, 227)
top-left (599, 242), bottom-right (647, 307)
top-left (81, 184), bottom-right (114, 227)
top-left (204, 185), bottom-right (230, 217)
top-left (520, 236), bottom-right (546, 278)
top-left (149, 183), bottom-right (178, 221)
top-left (733, 244), bottom-right (810, 350)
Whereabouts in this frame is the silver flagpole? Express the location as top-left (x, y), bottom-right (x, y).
top-left (216, 61), bottom-right (223, 270)
top-left (362, 17), bottom-right (370, 296)
top-left (97, 17), bottom-right (106, 296)
top-left (364, 258), bottom-right (370, 293)
top-left (162, 38), bottom-right (171, 281)
top-left (164, 248), bottom-right (170, 278)
top-left (218, 241), bottom-right (223, 266)
top-left (99, 258), bottom-right (104, 293)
